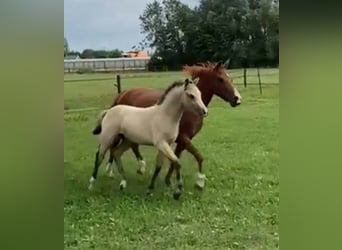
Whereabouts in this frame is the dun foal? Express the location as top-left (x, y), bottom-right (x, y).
top-left (89, 78), bottom-right (207, 199)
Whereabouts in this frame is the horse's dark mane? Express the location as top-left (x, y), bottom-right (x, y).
top-left (156, 80), bottom-right (185, 105)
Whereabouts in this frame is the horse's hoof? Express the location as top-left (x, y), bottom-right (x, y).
top-left (165, 178), bottom-right (171, 187)
top-left (119, 180), bottom-right (127, 191)
top-left (195, 173), bottom-right (206, 190)
top-left (105, 163), bottom-right (112, 173)
top-left (173, 190), bottom-right (182, 200)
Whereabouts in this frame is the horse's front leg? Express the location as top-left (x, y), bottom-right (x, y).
top-left (182, 137), bottom-right (206, 189)
top-left (155, 140), bottom-right (183, 200)
top-left (166, 136), bottom-right (206, 189)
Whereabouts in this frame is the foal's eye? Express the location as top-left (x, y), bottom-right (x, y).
top-left (218, 77), bottom-right (224, 83)
top-left (188, 94), bottom-right (195, 99)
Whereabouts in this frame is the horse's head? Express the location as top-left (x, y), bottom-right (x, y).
top-left (183, 78), bottom-right (208, 117)
top-left (208, 61), bottom-right (241, 107)
top-left (183, 62), bottom-right (241, 108)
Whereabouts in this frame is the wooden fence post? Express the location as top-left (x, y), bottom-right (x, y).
top-left (243, 68), bottom-right (247, 88)
top-left (257, 68), bottom-right (262, 94)
top-left (116, 74), bottom-right (121, 93)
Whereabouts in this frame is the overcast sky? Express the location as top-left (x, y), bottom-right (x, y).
top-left (64, 0), bottom-right (199, 52)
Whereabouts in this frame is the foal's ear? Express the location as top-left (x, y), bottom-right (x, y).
top-left (184, 78), bottom-right (192, 89)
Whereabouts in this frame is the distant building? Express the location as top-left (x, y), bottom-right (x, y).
top-left (64, 54), bottom-right (80, 60)
top-left (122, 50), bottom-right (149, 58)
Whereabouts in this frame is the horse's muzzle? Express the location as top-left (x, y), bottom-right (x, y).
top-left (230, 96), bottom-right (241, 107)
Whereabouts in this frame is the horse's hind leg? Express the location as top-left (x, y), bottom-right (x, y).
top-left (131, 144), bottom-right (147, 175)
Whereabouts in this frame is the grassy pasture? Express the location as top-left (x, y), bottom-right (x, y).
top-left (64, 69), bottom-right (279, 249)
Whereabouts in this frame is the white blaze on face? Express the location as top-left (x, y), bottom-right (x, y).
top-left (234, 88), bottom-right (242, 104)
top-left (226, 72), bottom-right (242, 104)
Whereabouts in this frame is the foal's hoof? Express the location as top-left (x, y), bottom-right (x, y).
top-left (173, 190), bottom-right (182, 200)
top-left (137, 160), bottom-right (146, 175)
top-left (146, 189), bottom-right (154, 197)
top-left (119, 180), bottom-right (127, 191)
top-left (137, 169), bottom-right (145, 175)
top-left (194, 182), bottom-right (205, 191)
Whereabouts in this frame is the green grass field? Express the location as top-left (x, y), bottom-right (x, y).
top-left (64, 69), bottom-right (279, 249)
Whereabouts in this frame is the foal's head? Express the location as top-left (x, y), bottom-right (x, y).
top-left (182, 78), bottom-right (208, 117)
top-left (157, 79), bottom-right (208, 117)
top-left (183, 62), bottom-right (241, 107)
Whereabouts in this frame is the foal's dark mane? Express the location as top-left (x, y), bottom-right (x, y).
top-left (156, 80), bottom-right (185, 105)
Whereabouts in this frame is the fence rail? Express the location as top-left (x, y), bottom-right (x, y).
top-left (64, 68), bottom-right (279, 94)
top-left (64, 57), bottom-right (150, 73)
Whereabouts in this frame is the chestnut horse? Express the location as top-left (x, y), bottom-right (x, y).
top-left (106, 61), bottom-right (241, 190)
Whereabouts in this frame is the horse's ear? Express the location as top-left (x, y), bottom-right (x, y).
top-left (193, 77), bottom-right (199, 85)
top-left (182, 65), bottom-right (191, 76)
top-left (214, 61), bottom-right (222, 70)
top-left (223, 58), bottom-right (231, 68)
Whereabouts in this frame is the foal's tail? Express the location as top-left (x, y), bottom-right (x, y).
top-left (92, 110), bottom-right (107, 135)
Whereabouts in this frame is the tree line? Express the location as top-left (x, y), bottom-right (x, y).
top-left (64, 38), bottom-right (123, 59)
top-left (139, 0), bottom-right (279, 69)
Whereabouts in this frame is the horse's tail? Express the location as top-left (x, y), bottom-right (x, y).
top-left (92, 110), bottom-right (107, 135)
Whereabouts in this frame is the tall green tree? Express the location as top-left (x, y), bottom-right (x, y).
top-left (139, 0), bottom-right (279, 68)
top-left (139, 0), bottom-right (193, 69)
top-left (64, 37), bottom-right (69, 56)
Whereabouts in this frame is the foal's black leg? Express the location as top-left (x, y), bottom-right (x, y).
top-left (88, 149), bottom-right (105, 190)
top-left (173, 162), bottom-right (183, 200)
top-left (147, 151), bottom-right (164, 195)
top-left (105, 135), bottom-right (124, 175)
top-left (131, 144), bottom-right (144, 161)
top-left (131, 144), bottom-right (147, 175)
top-left (165, 144), bottom-right (184, 186)
top-left (148, 165), bottom-right (162, 191)
top-left (92, 151), bottom-right (101, 179)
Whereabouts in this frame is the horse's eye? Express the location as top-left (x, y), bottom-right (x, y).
top-left (188, 94), bottom-right (195, 99)
top-left (218, 77), bottom-right (224, 83)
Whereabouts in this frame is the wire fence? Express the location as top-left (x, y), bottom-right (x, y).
top-left (64, 68), bottom-right (279, 94)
